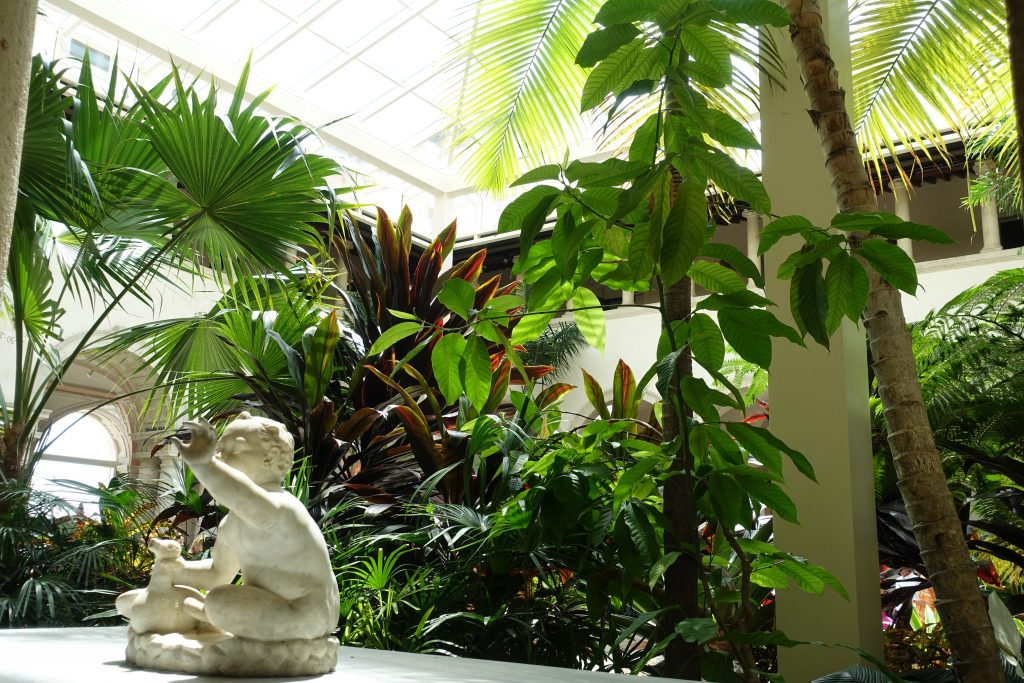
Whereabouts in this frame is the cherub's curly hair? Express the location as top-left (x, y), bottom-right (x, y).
top-left (256, 421), bottom-right (294, 481)
top-left (231, 412), bottom-right (295, 481)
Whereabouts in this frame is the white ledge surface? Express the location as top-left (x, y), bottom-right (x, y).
top-left (0, 627), bottom-right (647, 683)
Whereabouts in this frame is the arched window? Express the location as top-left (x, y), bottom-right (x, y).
top-left (32, 411), bottom-right (123, 516)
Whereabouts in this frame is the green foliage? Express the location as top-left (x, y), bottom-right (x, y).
top-left (2, 56), bottom-right (337, 488)
top-left (768, 211), bottom-right (960, 345)
top-left (0, 477), bottom-right (166, 627)
top-left (891, 269), bottom-right (1024, 576)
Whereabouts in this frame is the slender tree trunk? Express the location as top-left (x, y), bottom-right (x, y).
top-left (661, 275), bottom-right (702, 680)
top-left (785, 3), bottom-right (1003, 682)
top-left (1007, 0), bottom-right (1024, 188)
top-left (0, 0), bottom-right (37, 293)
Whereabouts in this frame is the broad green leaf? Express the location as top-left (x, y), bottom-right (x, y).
top-left (486, 294), bottom-right (525, 313)
top-left (368, 321), bottom-right (423, 356)
top-left (581, 40), bottom-right (666, 112)
top-left (753, 427), bottom-right (816, 481)
top-left (870, 221), bottom-right (954, 244)
top-left (696, 289), bottom-right (774, 311)
top-left (648, 551), bottom-right (681, 589)
top-left (708, 471), bottom-right (748, 528)
top-left (438, 278), bottom-right (476, 320)
top-left (552, 212), bottom-right (583, 278)
top-left (704, 424), bottom-right (743, 465)
top-left (680, 59), bottom-right (729, 88)
top-left (758, 215), bottom-right (816, 255)
top-left (719, 311), bottom-right (772, 368)
top-left (727, 422), bottom-right (816, 482)
top-left (511, 310), bottom-right (555, 344)
top-left (793, 261), bottom-right (830, 348)
top-left (830, 211), bottom-right (901, 231)
top-left (629, 220), bottom-right (658, 276)
top-left (594, 0), bottom-right (660, 25)
top-left (776, 556), bottom-right (848, 599)
top-left (656, 0), bottom-right (696, 30)
top-left (776, 235), bottom-right (844, 280)
top-left (679, 376), bottom-right (721, 423)
top-left (824, 251), bottom-right (864, 333)
top-left (573, 287), bottom-right (607, 351)
top-left (387, 309), bottom-right (421, 321)
top-left (461, 335), bottom-right (492, 410)
top-left (688, 260), bottom-right (747, 293)
top-left (629, 113), bottom-right (661, 163)
top-left (497, 184), bottom-right (561, 233)
top-left (577, 24), bottom-right (641, 67)
top-left (614, 453), bottom-right (665, 511)
top-left (744, 478), bottom-right (798, 523)
top-left (432, 333), bottom-right (467, 405)
top-left (857, 239), bottom-right (918, 294)
top-left (660, 178), bottom-right (707, 286)
top-left (710, 0), bottom-right (791, 26)
top-left (685, 150), bottom-right (770, 214)
top-left (302, 311), bottom-right (340, 408)
top-left (696, 105), bottom-right (760, 150)
top-left (511, 164), bottom-right (561, 187)
top-left (679, 25), bottom-right (732, 84)
top-left (566, 158), bottom-right (649, 187)
top-left (688, 312), bottom-right (725, 372)
top-left (675, 618), bottom-right (720, 645)
top-left (696, 244), bottom-right (761, 286)
top-left (623, 501), bottom-right (660, 564)
top-left (721, 307), bottom-right (802, 344)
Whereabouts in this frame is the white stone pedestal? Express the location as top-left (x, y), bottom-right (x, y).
top-left (0, 627), bottom-right (644, 683)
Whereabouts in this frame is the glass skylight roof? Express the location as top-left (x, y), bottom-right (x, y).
top-left (35, 0), bottom-right (491, 236)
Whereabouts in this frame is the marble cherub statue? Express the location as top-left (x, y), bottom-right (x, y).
top-left (119, 412), bottom-right (340, 677)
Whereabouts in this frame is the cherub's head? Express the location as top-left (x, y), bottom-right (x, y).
top-left (217, 412), bottom-right (294, 485)
top-left (148, 537), bottom-right (182, 561)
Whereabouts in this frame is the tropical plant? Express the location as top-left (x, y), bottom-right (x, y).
top-left (848, 0), bottom-right (1011, 190)
top-left (0, 476), bottom-right (164, 626)
top-left (780, 3), bottom-right (1003, 680)
top-left (445, 0), bottom-right (786, 193)
top-left (480, 2), bottom-right (871, 678)
top-left (1, 54), bottom-right (337, 494)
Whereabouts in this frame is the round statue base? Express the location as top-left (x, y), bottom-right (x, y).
top-left (126, 628), bottom-right (338, 677)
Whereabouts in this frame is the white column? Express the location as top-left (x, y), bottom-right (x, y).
top-left (889, 181), bottom-right (914, 258)
top-left (975, 161), bottom-right (1003, 252)
top-left (742, 210), bottom-right (761, 272)
top-left (0, 0), bottom-right (38, 293)
top-left (620, 290), bottom-right (635, 306)
top-left (760, 1), bottom-right (883, 679)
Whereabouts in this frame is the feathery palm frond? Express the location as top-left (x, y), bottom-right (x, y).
top-left (447, 2), bottom-right (786, 196)
top-left (446, 0), bottom-right (603, 194)
top-left (520, 321), bottom-right (587, 380)
top-left (850, 0), bottom-right (1010, 190)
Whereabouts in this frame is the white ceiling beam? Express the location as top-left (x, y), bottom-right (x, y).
top-left (47, 0), bottom-right (472, 195)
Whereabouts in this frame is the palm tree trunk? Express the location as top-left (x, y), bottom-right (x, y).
top-left (660, 275), bottom-right (702, 680)
top-left (785, 3), bottom-right (1003, 681)
top-left (0, 0), bottom-right (37, 293)
top-left (1008, 0), bottom-right (1024, 187)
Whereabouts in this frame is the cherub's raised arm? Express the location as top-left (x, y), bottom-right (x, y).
top-left (170, 419), bottom-right (282, 529)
